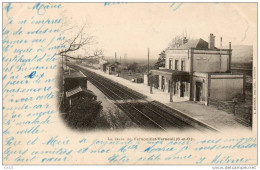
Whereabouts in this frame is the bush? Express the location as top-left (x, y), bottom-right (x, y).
top-left (127, 62), bottom-right (138, 72)
top-left (63, 97), bottom-right (103, 129)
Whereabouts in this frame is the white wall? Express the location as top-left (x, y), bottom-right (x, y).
top-left (193, 54), bottom-right (229, 73)
top-left (165, 53), bottom-right (190, 72)
top-left (210, 77), bottom-right (243, 101)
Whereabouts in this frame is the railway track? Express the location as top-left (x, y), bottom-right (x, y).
top-left (69, 63), bottom-right (217, 132)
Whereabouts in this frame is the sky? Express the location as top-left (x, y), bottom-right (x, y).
top-left (62, 3), bottom-right (257, 60)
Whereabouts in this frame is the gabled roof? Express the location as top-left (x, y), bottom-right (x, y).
top-left (64, 72), bottom-right (86, 78)
top-left (66, 86), bottom-right (95, 98)
top-left (107, 63), bottom-right (117, 67)
top-left (177, 38), bottom-right (209, 49)
top-left (102, 62), bottom-right (110, 66)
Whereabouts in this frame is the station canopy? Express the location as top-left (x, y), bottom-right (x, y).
top-left (150, 69), bottom-right (190, 81)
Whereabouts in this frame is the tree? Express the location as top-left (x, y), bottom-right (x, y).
top-left (127, 62), bottom-right (138, 72)
top-left (169, 35), bottom-right (183, 48)
top-left (57, 14), bottom-right (100, 60)
top-left (154, 50), bottom-right (166, 69)
top-left (154, 31), bottom-right (191, 69)
top-left (168, 31), bottom-right (191, 48)
top-left (93, 48), bottom-right (104, 57)
top-left (63, 97), bottom-right (103, 129)
top-left (58, 23), bottom-right (95, 59)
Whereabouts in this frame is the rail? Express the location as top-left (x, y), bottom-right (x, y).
top-left (71, 63), bottom-right (217, 132)
top-left (70, 65), bottom-right (167, 130)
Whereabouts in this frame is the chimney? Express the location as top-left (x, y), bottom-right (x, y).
top-left (208, 33), bottom-right (215, 49)
top-left (220, 37), bottom-right (222, 49)
top-left (182, 37), bottom-right (188, 45)
top-left (229, 42), bottom-right (231, 50)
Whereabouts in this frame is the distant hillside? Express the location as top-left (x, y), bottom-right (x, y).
top-left (224, 45), bottom-right (253, 63)
top-left (104, 45), bottom-right (253, 65)
top-left (105, 57), bottom-right (158, 66)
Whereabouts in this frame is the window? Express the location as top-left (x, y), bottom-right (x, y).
top-left (175, 60), bottom-right (179, 70)
top-left (169, 59), bottom-right (173, 69)
top-left (181, 60), bottom-right (185, 71)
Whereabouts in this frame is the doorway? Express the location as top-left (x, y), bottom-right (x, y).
top-left (173, 81), bottom-right (176, 95)
top-left (161, 76), bottom-right (165, 91)
top-left (180, 82), bottom-right (185, 97)
top-left (168, 80), bottom-right (171, 93)
top-left (196, 82), bottom-right (202, 101)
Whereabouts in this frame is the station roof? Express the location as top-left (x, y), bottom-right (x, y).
top-left (168, 38), bottom-right (219, 50)
top-left (102, 62), bottom-right (110, 66)
top-left (66, 86), bottom-right (96, 98)
top-left (178, 38), bottom-right (208, 49)
top-left (107, 63), bottom-right (117, 67)
top-left (151, 69), bottom-right (189, 75)
top-left (151, 69), bottom-right (190, 81)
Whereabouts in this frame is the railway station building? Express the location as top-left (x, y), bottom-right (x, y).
top-left (106, 63), bottom-right (118, 74)
top-left (66, 86), bottom-right (97, 107)
top-left (101, 62), bottom-right (110, 72)
top-left (100, 62), bottom-right (119, 75)
top-left (149, 33), bottom-right (246, 105)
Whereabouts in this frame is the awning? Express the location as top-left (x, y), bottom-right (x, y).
top-left (150, 69), bottom-right (190, 81)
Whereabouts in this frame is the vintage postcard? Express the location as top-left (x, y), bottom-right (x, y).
top-left (2, 2), bottom-right (258, 167)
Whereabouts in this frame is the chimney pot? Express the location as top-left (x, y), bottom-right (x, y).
top-left (182, 37), bottom-right (188, 45)
top-left (208, 33), bottom-right (215, 49)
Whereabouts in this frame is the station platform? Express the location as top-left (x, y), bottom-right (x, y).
top-left (77, 64), bottom-right (250, 132)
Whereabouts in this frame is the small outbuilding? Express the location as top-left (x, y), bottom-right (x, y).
top-left (101, 62), bottom-right (110, 72)
top-left (66, 86), bottom-right (97, 106)
top-left (106, 63), bottom-right (118, 74)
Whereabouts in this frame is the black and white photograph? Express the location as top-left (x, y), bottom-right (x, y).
top-left (57, 3), bottom-right (254, 132)
top-left (2, 2), bottom-right (258, 167)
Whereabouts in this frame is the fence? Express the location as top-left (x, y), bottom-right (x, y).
top-left (208, 97), bottom-right (252, 127)
top-left (118, 72), bottom-right (144, 83)
top-left (234, 106), bottom-right (252, 127)
top-left (208, 97), bottom-right (234, 113)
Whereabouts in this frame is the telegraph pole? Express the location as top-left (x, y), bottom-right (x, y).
top-left (65, 56), bottom-right (67, 70)
top-left (148, 48), bottom-right (151, 87)
top-left (220, 37), bottom-right (222, 72)
top-left (148, 48), bottom-right (150, 73)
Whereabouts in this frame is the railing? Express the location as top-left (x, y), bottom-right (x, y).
top-left (208, 97), bottom-right (252, 127)
top-left (208, 97), bottom-right (234, 114)
top-left (118, 72), bottom-right (144, 83)
top-left (234, 106), bottom-right (252, 127)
